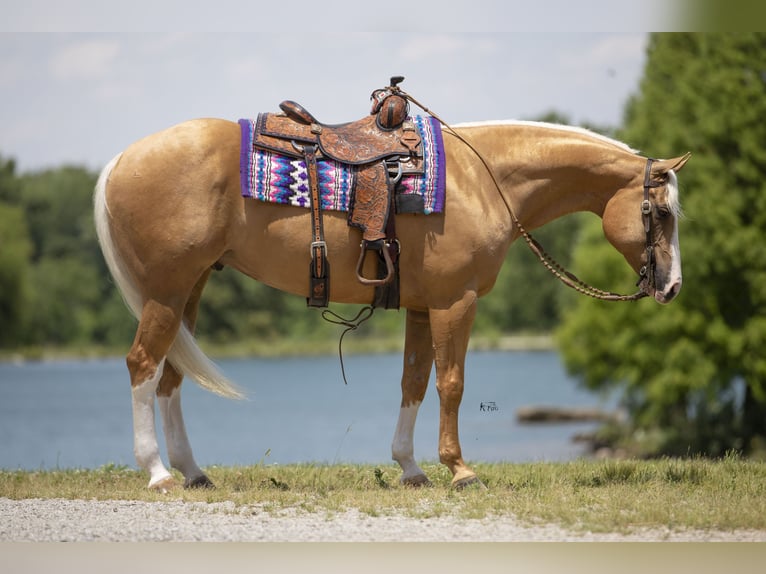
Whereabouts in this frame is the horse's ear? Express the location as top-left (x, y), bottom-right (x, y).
top-left (653, 152), bottom-right (692, 176)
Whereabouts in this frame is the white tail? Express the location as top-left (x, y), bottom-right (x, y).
top-left (93, 154), bottom-right (244, 399)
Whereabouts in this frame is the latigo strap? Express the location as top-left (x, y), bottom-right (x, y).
top-left (303, 144), bottom-right (330, 308)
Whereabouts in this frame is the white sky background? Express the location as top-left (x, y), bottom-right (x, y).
top-left (0, 1), bottom-right (680, 173)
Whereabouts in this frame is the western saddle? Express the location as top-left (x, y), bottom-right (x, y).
top-left (251, 76), bottom-right (424, 308)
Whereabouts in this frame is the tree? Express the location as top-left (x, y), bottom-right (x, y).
top-left (0, 203), bottom-right (31, 346)
top-left (0, 157), bottom-right (31, 346)
top-left (557, 33), bottom-right (766, 457)
top-left (0, 155), bottom-right (21, 203)
top-left (13, 166), bottom-right (118, 347)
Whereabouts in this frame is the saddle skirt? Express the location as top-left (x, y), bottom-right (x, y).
top-left (239, 115), bottom-right (446, 215)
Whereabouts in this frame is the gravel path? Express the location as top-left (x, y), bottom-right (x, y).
top-left (2, 497), bottom-right (765, 542)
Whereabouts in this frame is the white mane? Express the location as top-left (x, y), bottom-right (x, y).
top-left (453, 119), bottom-right (639, 154)
top-left (667, 169), bottom-right (683, 219)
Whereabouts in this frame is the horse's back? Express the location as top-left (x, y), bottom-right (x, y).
top-left (108, 117), bottom-right (241, 213)
top-left (116, 118), bottom-right (240, 173)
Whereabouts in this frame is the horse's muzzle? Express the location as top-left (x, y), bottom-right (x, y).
top-left (654, 279), bottom-right (682, 304)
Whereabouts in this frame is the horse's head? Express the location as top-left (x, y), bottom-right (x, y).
top-left (602, 153), bottom-right (691, 304)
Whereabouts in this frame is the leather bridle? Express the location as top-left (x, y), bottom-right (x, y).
top-left (637, 158), bottom-right (665, 295)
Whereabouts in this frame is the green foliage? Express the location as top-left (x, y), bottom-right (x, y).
top-left (0, 162), bottom-right (135, 350)
top-left (0, 156), bottom-right (30, 346)
top-left (0, 202), bottom-right (31, 345)
top-left (0, 156), bottom-right (21, 203)
top-left (20, 167), bottom-right (97, 263)
top-left (558, 33), bottom-right (766, 457)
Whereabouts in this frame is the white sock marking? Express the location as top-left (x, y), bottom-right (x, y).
top-left (158, 386), bottom-right (205, 482)
top-left (391, 402), bottom-right (426, 481)
top-left (131, 360), bottom-right (172, 488)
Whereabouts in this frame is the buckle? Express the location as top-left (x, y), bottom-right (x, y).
top-left (310, 240), bottom-right (327, 256)
top-left (641, 199), bottom-right (652, 216)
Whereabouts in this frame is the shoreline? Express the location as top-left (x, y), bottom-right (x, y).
top-left (0, 334), bottom-right (556, 364)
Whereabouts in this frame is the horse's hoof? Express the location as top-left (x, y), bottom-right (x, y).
top-left (451, 475), bottom-right (487, 491)
top-left (184, 475), bottom-right (215, 489)
top-left (401, 474), bottom-right (433, 488)
top-left (149, 475), bottom-right (177, 493)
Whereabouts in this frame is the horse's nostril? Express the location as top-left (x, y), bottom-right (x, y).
top-left (656, 281), bottom-right (682, 304)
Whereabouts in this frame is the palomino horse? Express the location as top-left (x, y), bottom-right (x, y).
top-left (94, 117), bottom-right (689, 490)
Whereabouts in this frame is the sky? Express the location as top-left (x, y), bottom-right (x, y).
top-left (0, 1), bottom-right (679, 173)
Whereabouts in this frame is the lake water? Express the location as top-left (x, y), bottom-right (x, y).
top-left (0, 351), bottom-right (615, 471)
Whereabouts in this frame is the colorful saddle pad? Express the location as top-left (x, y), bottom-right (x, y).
top-left (239, 115), bottom-right (445, 214)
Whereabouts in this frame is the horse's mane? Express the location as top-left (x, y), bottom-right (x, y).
top-left (454, 119), bottom-right (683, 218)
top-left (453, 119), bottom-right (639, 154)
top-left (667, 170), bottom-right (683, 219)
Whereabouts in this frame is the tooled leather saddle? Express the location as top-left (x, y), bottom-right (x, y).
top-left (251, 76), bottom-right (423, 308)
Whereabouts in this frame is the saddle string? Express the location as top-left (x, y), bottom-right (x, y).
top-left (395, 88), bottom-right (648, 302)
top-left (321, 306), bottom-right (375, 385)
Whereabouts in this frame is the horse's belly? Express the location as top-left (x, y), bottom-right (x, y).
top-left (224, 204), bottom-right (381, 304)
top-left (224, 200), bottom-right (500, 309)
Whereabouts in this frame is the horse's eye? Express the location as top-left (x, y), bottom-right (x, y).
top-left (657, 206), bottom-right (671, 219)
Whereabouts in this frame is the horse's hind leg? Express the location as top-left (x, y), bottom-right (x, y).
top-left (391, 309), bottom-right (434, 486)
top-left (128, 298), bottom-right (186, 491)
top-left (156, 270), bottom-right (213, 489)
top-left (157, 363), bottom-right (212, 489)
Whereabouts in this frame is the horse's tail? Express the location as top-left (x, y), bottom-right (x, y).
top-left (93, 154), bottom-right (244, 400)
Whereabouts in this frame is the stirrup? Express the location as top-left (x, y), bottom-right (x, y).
top-left (355, 240), bottom-right (395, 286)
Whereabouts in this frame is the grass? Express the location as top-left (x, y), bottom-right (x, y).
top-left (2, 455), bottom-right (765, 534)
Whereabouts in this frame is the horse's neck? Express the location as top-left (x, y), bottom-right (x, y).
top-left (460, 122), bottom-right (642, 231)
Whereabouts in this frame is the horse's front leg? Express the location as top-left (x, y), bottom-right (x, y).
top-left (391, 309), bottom-right (434, 486)
top-left (429, 289), bottom-right (484, 489)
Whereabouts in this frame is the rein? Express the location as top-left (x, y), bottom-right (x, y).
top-left (322, 306), bottom-right (375, 385)
top-left (517, 158), bottom-right (660, 302)
top-left (396, 87), bottom-right (656, 302)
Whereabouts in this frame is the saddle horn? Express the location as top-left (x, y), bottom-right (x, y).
top-left (279, 100), bottom-right (317, 125)
top-left (389, 75), bottom-right (405, 88)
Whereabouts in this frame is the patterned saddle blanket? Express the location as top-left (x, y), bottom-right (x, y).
top-left (239, 115), bottom-right (445, 215)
